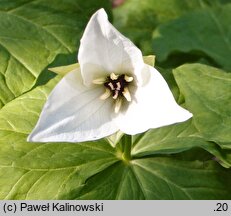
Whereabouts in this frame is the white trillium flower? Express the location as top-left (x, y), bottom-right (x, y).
top-left (27, 9), bottom-right (192, 143)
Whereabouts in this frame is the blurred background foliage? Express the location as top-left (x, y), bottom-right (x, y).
top-left (113, 0), bottom-right (231, 70)
top-left (0, 0), bottom-right (230, 199)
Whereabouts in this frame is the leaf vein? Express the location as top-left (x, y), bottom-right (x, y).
top-left (133, 161), bottom-right (193, 199)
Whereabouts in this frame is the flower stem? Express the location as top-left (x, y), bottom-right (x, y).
top-left (122, 135), bottom-right (132, 162)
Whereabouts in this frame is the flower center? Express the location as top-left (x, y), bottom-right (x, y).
top-left (104, 74), bottom-right (132, 100)
top-left (93, 73), bottom-right (133, 113)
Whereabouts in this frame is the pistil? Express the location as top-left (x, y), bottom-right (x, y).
top-left (93, 73), bottom-right (133, 113)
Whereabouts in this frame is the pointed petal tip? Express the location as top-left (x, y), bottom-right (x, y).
top-left (158, 107), bottom-right (193, 130)
top-left (187, 111), bottom-right (193, 119)
top-left (95, 8), bottom-right (107, 15)
top-left (26, 135), bottom-right (32, 142)
top-left (26, 131), bottom-right (41, 143)
top-left (186, 112), bottom-right (193, 121)
top-left (114, 65), bottom-right (194, 135)
top-left (91, 8), bottom-right (108, 21)
top-left (177, 106), bottom-right (193, 122)
top-left (96, 8), bottom-right (107, 13)
top-left (26, 135), bottom-right (37, 143)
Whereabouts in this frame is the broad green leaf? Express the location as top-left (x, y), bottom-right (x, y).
top-left (152, 4), bottom-right (231, 70)
top-left (0, 0), bottom-right (111, 109)
top-left (173, 63), bottom-right (231, 147)
top-left (131, 120), bottom-right (231, 168)
top-left (74, 156), bottom-right (231, 200)
top-left (113, 0), bottom-right (228, 54)
top-left (0, 77), bottom-right (60, 134)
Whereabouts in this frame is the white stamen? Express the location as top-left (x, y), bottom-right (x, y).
top-left (100, 88), bottom-right (111, 100)
top-left (124, 75), bottom-right (133, 82)
top-left (110, 73), bottom-right (119, 80)
top-left (115, 99), bottom-right (122, 113)
top-left (108, 82), bottom-right (115, 90)
top-left (116, 82), bottom-right (121, 90)
top-left (92, 77), bottom-right (106, 84)
top-left (112, 90), bottom-right (119, 99)
top-left (122, 87), bottom-right (131, 102)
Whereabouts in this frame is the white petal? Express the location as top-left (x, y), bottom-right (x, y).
top-left (78, 8), bottom-right (144, 86)
top-left (28, 69), bottom-right (118, 142)
top-left (114, 65), bottom-right (192, 135)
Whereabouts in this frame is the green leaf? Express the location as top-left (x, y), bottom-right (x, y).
top-left (131, 120), bottom-right (231, 168)
top-left (74, 156), bottom-right (231, 199)
top-left (152, 4), bottom-right (231, 70)
top-left (0, 0), bottom-right (111, 109)
top-left (113, 0), bottom-right (227, 54)
top-left (173, 63), bottom-right (231, 147)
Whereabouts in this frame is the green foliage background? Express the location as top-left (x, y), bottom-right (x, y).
top-left (0, 0), bottom-right (230, 199)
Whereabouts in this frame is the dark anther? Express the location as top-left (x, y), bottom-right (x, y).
top-left (104, 75), bottom-right (128, 97)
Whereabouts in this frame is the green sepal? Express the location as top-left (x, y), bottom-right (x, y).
top-left (48, 55), bottom-right (156, 76)
top-left (105, 131), bottom-right (124, 148)
top-left (48, 63), bottom-right (80, 76)
top-left (143, 55), bottom-right (155, 67)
